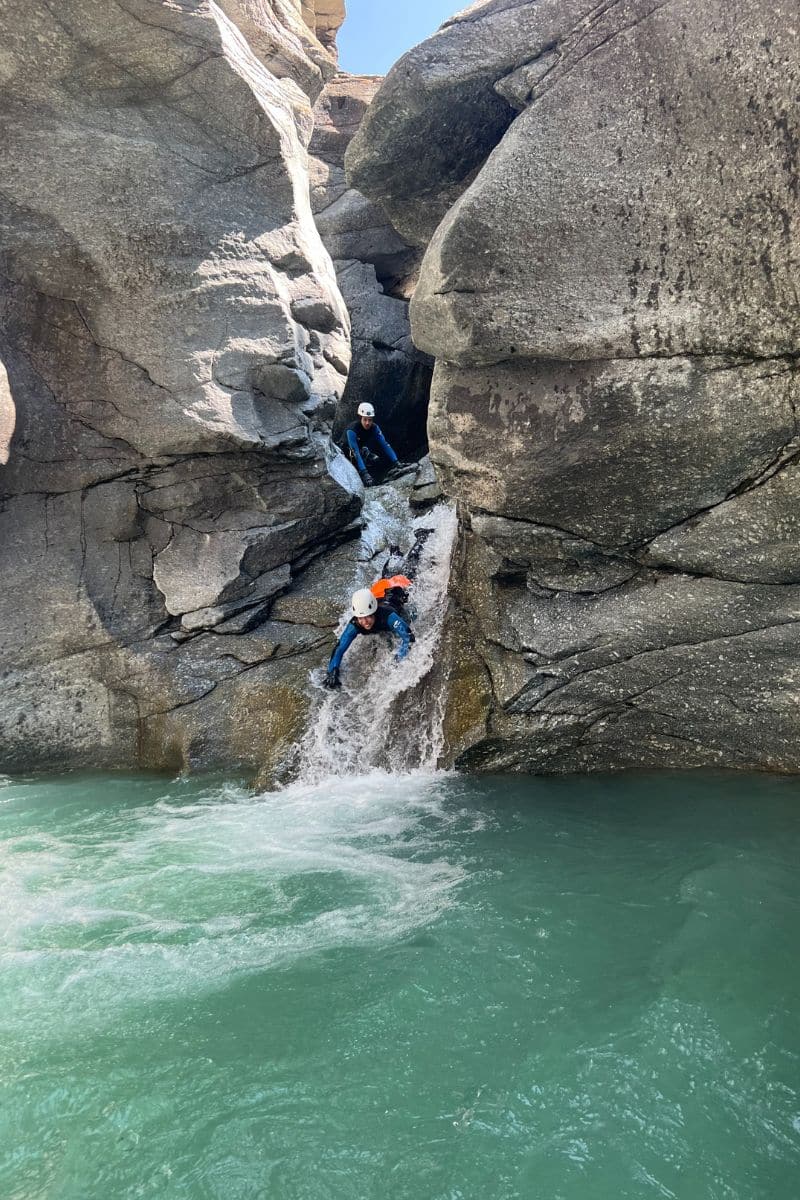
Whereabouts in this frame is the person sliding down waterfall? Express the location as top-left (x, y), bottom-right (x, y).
top-left (322, 589), bottom-right (413, 690)
top-left (321, 527), bottom-right (432, 690)
top-left (345, 402), bottom-right (413, 487)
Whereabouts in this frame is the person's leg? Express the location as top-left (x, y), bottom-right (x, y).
top-left (364, 449), bottom-right (393, 483)
top-left (401, 527), bottom-right (434, 578)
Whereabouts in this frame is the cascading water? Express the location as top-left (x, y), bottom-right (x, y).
top-left (296, 486), bottom-right (458, 783)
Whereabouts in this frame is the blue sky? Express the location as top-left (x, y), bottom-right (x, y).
top-left (338, 0), bottom-right (461, 75)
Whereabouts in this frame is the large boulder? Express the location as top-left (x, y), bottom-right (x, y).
top-left (351, 0), bottom-right (800, 773)
top-left (0, 0), bottom-right (361, 777)
top-left (345, 0), bottom-right (540, 246)
top-left (409, 1), bottom-right (798, 365)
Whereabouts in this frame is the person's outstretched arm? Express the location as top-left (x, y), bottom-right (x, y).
top-left (386, 610), bottom-right (412, 661)
top-left (328, 622), bottom-right (358, 672)
top-left (373, 424), bottom-right (398, 465)
top-left (324, 622), bottom-right (358, 688)
top-left (346, 428), bottom-right (367, 473)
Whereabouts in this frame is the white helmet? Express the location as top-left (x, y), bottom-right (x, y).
top-left (357, 402), bottom-right (375, 419)
top-left (351, 588), bottom-right (378, 618)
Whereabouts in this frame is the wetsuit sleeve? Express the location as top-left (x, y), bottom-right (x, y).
top-left (328, 622), bottom-right (358, 672)
top-left (387, 611), bottom-right (412, 661)
top-left (346, 428), bottom-right (366, 474)
top-left (373, 424), bottom-right (398, 465)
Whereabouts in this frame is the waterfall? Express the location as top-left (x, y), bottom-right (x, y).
top-left (296, 489), bottom-right (458, 783)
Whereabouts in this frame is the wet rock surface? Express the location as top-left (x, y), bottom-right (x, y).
top-left (354, 0), bottom-right (800, 773)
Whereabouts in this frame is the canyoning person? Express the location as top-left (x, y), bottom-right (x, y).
top-left (321, 527), bottom-right (433, 689)
top-left (322, 588), bottom-right (413, 690)
top-left (345, 402), bottom-right (410, 487)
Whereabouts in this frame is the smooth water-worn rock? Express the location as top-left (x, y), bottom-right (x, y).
top-left (411, 2), bottom-right (799, 364)
top-left (5, 0), bottom-right (799, 780)
top-left (0, 0), bottom-right (360, 776)
top-left (353, 0), bottom-right (800, 774)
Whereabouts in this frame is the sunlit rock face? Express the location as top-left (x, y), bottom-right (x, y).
top-left (351, 0), bottom-right (800, 773)
top-left (310, 73), bottom-right (431, 459)
top-left (0, 0), bottom-right (360, 777)
top-left (218, 0), bottom-right (339, 97)
top-left (300, 0), bottom-right (345, 54)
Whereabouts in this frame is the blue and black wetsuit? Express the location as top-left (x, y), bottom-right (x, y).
top-left (327, 603), bottom-right (412, 675)
top-left (345, 419), bottom-right (398, 475)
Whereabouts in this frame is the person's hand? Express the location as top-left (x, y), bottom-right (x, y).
top-left (360, 470), bottom-right (375, 487)
top-left (322, 668), bottom-right (341, 690)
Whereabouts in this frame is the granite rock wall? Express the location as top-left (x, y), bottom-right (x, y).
top-left (0, 0), bottom-right (360, 777)
top-left (349, 0), bottom-right (800, 773)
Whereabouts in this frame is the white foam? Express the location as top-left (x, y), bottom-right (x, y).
top-left (0, 771), bottom-right (465, 1036)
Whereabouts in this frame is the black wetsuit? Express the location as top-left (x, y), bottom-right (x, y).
top-left (345, 419), bottom-right (399, 474)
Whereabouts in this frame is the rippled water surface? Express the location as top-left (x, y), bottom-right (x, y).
top-left (2, 770), bottom-right (799, 1199)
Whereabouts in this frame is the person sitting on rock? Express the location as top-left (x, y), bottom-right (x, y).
top-left (322, 588), bottom-right (413, 690)
top-left (345, 402), bottom-right (409, 486)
